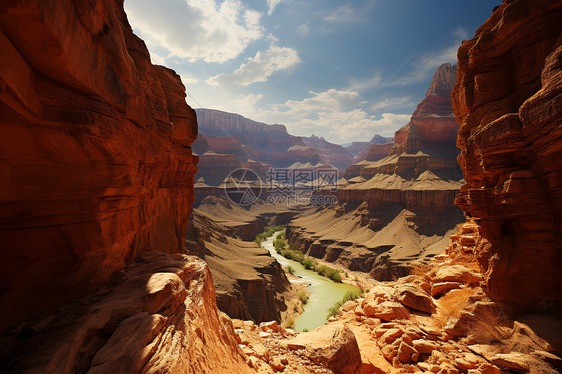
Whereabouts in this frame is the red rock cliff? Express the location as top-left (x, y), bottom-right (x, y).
top-left (452, 0), bottom-right (562, 306)
top-left (0, 0), bottom-right (198, 332)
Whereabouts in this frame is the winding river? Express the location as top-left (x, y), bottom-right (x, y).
top-left (263, 231), bottom-right (360, 332)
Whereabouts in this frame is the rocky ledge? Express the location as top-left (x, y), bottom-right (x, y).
top-left (0, 254), bottom-right (251, 374)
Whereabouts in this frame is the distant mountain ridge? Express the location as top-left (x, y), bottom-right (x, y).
top-left (193, 108), bottom-right (361, 184)
top-left (196, 108), bottom-right (289, 136)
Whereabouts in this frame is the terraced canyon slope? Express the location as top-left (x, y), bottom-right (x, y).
top-left (452, 0), bottom-right (562, 307)
top-left (186, 196), bottom-right (300, 323)
top-left (287, 63), bottom-right (465, 280)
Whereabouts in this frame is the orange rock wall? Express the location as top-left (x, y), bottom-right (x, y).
top-left (452, 0), bottom-right (562, 306)
top-left (0, 0), bottom-right (198, 331)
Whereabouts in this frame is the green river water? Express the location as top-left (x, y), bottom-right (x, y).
top-left (262, 231), bottom-right (360, 332)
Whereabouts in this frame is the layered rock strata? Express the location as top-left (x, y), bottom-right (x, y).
top-left (348, 63), bottom-right (461, 180)
top-left (186, 196), bottom-right (300, 322)
top-left (451, 0), bottom-right (562, 306)
top-left (0, 0), bottom-right (198, 332)
top-left (289, 64), bottom-right (465, 279)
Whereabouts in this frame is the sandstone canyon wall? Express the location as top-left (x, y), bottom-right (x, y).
top-left (452, 0), bottom-right (562, 307)
top-left (0, 1), bottom-right (254, 372)
top-left (0, 0), bottom-right (197, 331)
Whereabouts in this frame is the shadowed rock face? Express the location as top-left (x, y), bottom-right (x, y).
top-left (0, 0), bottom-right (197, 332)
top-left (452, 0), bottom-right (562, 306)
top-left (394, 63), bottom-right (459, 154)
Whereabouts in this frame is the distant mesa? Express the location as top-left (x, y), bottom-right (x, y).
top-left (288, 63), bottom-right (465, 280)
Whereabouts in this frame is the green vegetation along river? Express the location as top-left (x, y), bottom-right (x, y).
top-left (263, 231), bottom-right (360, 332)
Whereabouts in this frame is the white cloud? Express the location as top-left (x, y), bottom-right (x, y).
top-left (246, 88), bottom-right (410, 143)
top-left (125, 0), bottom-right (263, 63)
top-left (368, 96), bottom-right (413, 112)
top-left (297, 23), bottom-right (310, 36)
top-left (184, 81), bottom-right (410, 143)
top-left (207, 44), bottom-right (301, 86)
top-left (452, 27), bottom-right (469, 39)
top-left (149, 51), bottom-right (167, 66)
top-left (180, 74), bottom-right (199, 84)
top-left (267, 0), bottom-right (283, 15)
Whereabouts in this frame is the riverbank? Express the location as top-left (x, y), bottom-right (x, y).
top-left (261, 230), bottom-right (360, 332)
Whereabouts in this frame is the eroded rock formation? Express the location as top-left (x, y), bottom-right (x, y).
top-left (452, 0), bottom-right (562, 306)
top-left (195, 108), bottom-right (356, 186)
top-left (186, 196), bottom-right (300, 322)
top-left (0, 254), bottom-right (251, 374)
top-left (0, 0), bottom-right (198, 332)
top-left (288, 64), bottom-right (464, 279)
top-left (0, 1), bottom-right (257, 372)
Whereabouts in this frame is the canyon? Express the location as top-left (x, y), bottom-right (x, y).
top-left (0, 0), bottom-right (561, 373)
top-left (285, 63), bottom-right (465, 280)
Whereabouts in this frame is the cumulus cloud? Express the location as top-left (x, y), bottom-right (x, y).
top-left (267, 0), bottom-right (283, 15)
top-left (246, 88), bottom-right (410, 143)
top-left (207, 44), bottom-right (301, 86)
top-left (125, 0), bottom-right (263, 63)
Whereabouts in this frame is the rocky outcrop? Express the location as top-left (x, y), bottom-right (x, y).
top-left (196, 151), bottom-right (243, 186)
top-left (0, 254), bottom-right (251, 374)
top-left (321, 229), bottom-right (561, 374)
top-left (451, 0), bottom-right (562, 306)
top-left (346, 63), bottom-right (461, 181)
top-left (345, 143), bottom-right (394, 178)
top-left (363, 142), bottom-right (394, 162)
top-left (205, 135), bottom-right (257, 161)
top-left (302, 135), bottom-right (355, 170)
top-left (197, 108), bottom-right (290, 138)
top-left (0, 0), bottom-right (198, 332)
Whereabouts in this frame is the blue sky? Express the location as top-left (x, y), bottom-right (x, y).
top-left (124, 0), bottom-right (500, 144)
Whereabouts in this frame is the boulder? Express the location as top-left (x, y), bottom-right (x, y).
top-left (363, 301), bottom-right (410, 322)
top-left (491, 353), bottom-right (531, 372)
top-left (395, 285), bottom-right (437, 314)
top-left (431, 282), bottom-right (462, 297)
top-left (288, 323), bottom-right (361, 374)
top-left (433, 265), bottom-right (483, 285)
